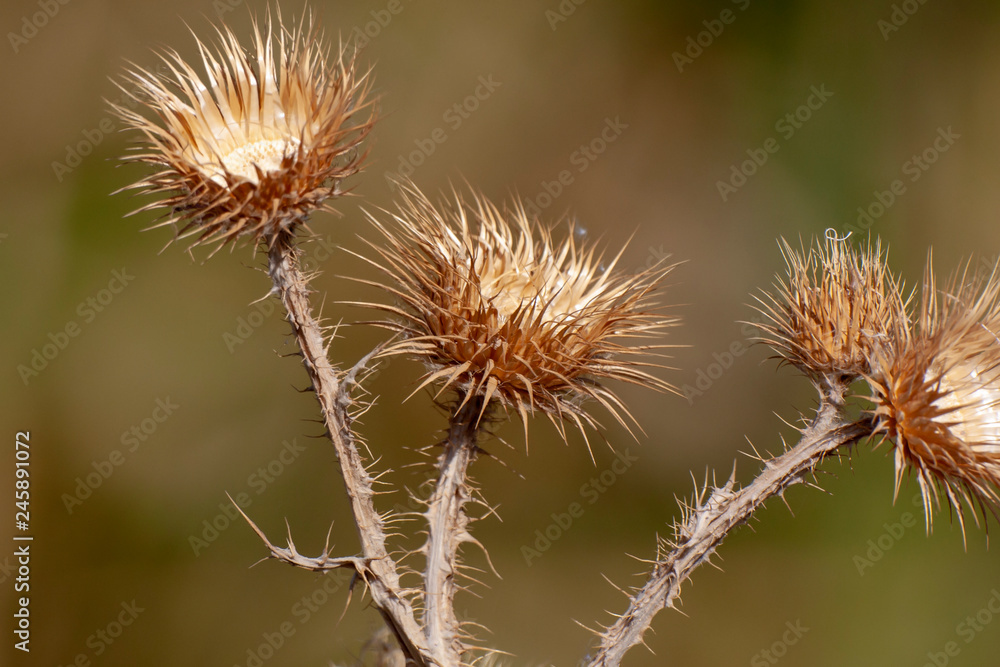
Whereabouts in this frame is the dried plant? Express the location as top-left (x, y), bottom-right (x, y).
top-left (583, 235), bottom-right (1000, 664)
top-left (350, 180), bottom-right (677, 445)
top-left (111, 8), bottom-right (374, 253)
top-left (112, 6), bottom-right (999, 667)
top-left (864, 258), bottom-right (1000, 533)
top-left (753, 232), bottom-right (906, 379)
top-left (347, 180), bottom-right (677, 662)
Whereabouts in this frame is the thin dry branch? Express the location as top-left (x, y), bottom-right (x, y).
top-left (584, 377), bottom-right (874, 666)
top-left (264, 231), bottom-right (431, 665)
top-left (232, 496), bottom-right (367, 574)
top-left (422, 396), bottom-right (486, 665)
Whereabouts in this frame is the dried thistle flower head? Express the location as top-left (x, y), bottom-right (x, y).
top-left (112, 8), bottom-right (375, 252)
top-left (754, 232), bottom-right (906, 378)
top-left (352, 180), bottom-right (677, 443)
top-left (865, 258), bottom-right (1000, 534)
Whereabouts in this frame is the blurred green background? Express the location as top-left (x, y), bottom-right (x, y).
top-left (3, 0), bottom-right (1000, 665)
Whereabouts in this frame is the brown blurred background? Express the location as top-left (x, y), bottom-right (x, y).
top-left (3, 0), bottom-right (1000, 665)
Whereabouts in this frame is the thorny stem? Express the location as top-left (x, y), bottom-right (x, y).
top-left (423, 396), bottom-right (486, 666)
top-left (585, 377), bottom-right (874, 667)
top-left (266, 232), bottom-right (431, 665)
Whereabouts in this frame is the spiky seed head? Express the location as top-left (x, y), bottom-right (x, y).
top-left (111, 8), bottom-right (375, 252)
top-left (865, 258), bottom-right (1000, 534)
top-left (754, 232), bottom-right (907, 379)
top-left (353, 180), bottom-right (677, 443)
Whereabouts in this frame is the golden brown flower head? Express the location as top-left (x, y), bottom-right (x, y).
top-left (352, 180), bottom-right (677, 444)
top-left (754, 232), bottom-right (906, 378)
top-left (866, 258), bottom-right (1000, 534)
top-left (111, 9), bottom-right (375, 252)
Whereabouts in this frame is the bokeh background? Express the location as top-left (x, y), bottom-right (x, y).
top-left (4, 0), bottom-right (1000, 665)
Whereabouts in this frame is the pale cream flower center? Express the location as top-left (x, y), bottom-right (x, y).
top-left (934, 363), bottom-right (1000, 452)
top-left (216, 137), bottom-right (301, 185)
top-left (183, 78), bottom-right (308, 187)
top-left (476, 255), bottom-right (595, 322)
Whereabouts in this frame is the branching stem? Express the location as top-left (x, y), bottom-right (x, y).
top-left (585, 378), bottom-right (874, 666)
top-left (265, 232), bottom-right (431, 665)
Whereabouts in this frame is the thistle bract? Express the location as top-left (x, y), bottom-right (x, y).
top-left (112, 9), bottom-right (375, 252)
top-left (354, 181), bottom-right (677, 443)
top-left (866, 260), bottom-right (1000, 533)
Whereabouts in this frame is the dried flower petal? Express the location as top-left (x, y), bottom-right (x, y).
top-left (350, 180), bottom-right (677, 445)
top-left (754, 232), bottom-right (906, 378)
top-left (866, 258), bottom-right (1000, 534)
top-left (111, 8), bottom-right (375, 252)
